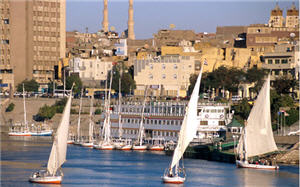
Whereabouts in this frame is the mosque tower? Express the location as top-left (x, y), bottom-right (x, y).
top-left (268, 3), bottom-right (284, 27)
top-left (128, 0), bottom-right (135, 40)
top-left (102, 0), bottom-right (109, 32)
top-left (286, 3), bottom-right (299, 28)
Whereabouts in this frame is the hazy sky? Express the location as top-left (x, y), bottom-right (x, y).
top-left (66, 0), bottom-right (299, 39)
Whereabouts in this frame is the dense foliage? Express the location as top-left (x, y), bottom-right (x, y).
top-left (5, 103), bottom-right (15, 112)
top-left (35, 104), bottom-right (56, 121)
top-left (107, 63), bottom-right (136, 95)
top-left (17, 79), bottom-right (39, 92)
top-left (35, 98), bottom-right (68, 121)
top-left (188, 66), bottom-right (267, 98)
top-left (66, 74), bottom-right (83, 94)
top-left (94, 108), bottom-right (102, 115)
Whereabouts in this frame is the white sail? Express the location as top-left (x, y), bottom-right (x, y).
top-left (170, 68), bottom-right (203, 169)
top-left (76, 89), bottom-right (83, 141)
top-left (47, 94), bottom-right (72, 175)
top-left (237, 75), bottom-right (277, 159)
top-left (88, 95), bottom-right (94, 142)
top-left (118, 74), bottom-right (123, 138)
top-left (102, 70), bottom-right (113, 143)
top-left (137, 86), bottom-right (148, 146)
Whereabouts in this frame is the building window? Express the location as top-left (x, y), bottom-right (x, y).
top-left (173, 74), bottom-right (177, 79)
top-left (275, 59), bottom-right (280, 64)
top-left (200, 121), bottom-right (208, 125)
top-left (149, 74), bottom-right (153, 79)
top-left (281, 59), bottom-right (288, 64)
top-left (150, 64), bottom-right (153, 69)
top-left (3, 19), bottom-right (9, 24)
top-left (162, 64), bottom-right (165, 69)
top-left (1, 40), bottom-right (9, 44)
top-left (162, 74), bottom-right (166, 79)
top-left (174, 64), bottom-right (177, 69)
top-left (268, 59), bottom-right (272, 64)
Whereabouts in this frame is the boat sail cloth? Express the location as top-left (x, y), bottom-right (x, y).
top-left (237, 76), bottom-right (277, 159)
top-left (47, 94), bottom-right (72, 175)
top-left (170, 68), bottom-right (202, 169)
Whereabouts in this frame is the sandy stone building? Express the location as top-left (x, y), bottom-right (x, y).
top-left (268, 4), bottom-right (284, 28)
top-left (262, 43), bottom-right (299, 81)
top-left (134, 55), bottom-right (197, 97)
top-left (0, 0), bottom-right (66, 91)
top-left (68, 57), bottom-right (113, 87)
top-left (286, 3), bottom-right (299, 28)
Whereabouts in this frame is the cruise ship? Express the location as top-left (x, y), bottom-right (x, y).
top-left (97, 101), bottom-right (234, 143)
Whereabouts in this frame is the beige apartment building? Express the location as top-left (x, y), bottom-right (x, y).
top-left (0, 0), bottom-right (66, 91)
top-left (262, 43), bottom-right (299, 81)
top-left (134, 55), bottom-right (197, 97)
top-left (68, 57), bottom-right (113, 87)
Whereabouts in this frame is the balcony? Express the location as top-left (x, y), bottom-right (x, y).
top-left (261, 63), bottom-right (295, 70)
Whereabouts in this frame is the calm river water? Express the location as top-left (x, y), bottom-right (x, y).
top-left (1, 134), bottom-right (299, 187)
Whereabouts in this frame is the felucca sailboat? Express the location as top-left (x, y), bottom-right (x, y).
top-left (8, 84), bottom-right (52, 136)
top-left (81, 95), bottom-right (95, 147)
top-left (236, 75), bottom-right (279, 170)
top-left (132, 86), bottom-right (148, 151)
top-left (8, 84), bottom-right (31, 136)
top-left (29, 89), bottom-right (73, 184)
top-left (94, 70), bottom-right (114, 150)
top-left (115, 73), bottom-right (132, 150)
top-left (162, 66), bottom-right (203, 184)
top-left (72, 89), bottom-right (83, 145)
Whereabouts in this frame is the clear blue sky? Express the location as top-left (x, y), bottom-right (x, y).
top-left (66, 0), bottom-right (299, 39)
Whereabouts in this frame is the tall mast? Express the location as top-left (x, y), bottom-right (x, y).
top-left (104, 69), bottom-right (113, 143)
top-left (89, 95), bottom-right (94, 142)
top-left (137, 86), bottom-right (148, 146)
top-left (22, 84), bottom-right (28, 130)
top-left (77, 89), bottom-right (83, 141)
top-left (118, 69), bottom-right (122, 139)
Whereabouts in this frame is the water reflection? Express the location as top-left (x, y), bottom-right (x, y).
top-left (1, 134), bottom-right (299, 187)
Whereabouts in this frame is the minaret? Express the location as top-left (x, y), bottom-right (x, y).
top-left (128, 0), bottom-right (135, 40)
top-left (286, 3), bottom-right (299, 28)
top-left (102, 0), bottom-right (109, 32)
top-left (268, 3), bottom-right (284, 28)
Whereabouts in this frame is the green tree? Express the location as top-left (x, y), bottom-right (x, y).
top-left (54, 97), bottom-right (68, 113)
top-left (107, 65), bottom-right (136, 95)
top-left (232, 98), bottom-right (251, 121)
top-left (245, 67), bottom-right (267, 95)
top-left (66, 74), bottom-right (82, 94)
top-left (122, 72), bottom-right (136, 95)
top-left (273, 75), bottom-right (298, 95)
top-left (47, 81), bottom-right (58, 94)
top-left (5, 103), bottom-right (15, 112)
top-left (35, 104), bottom-right (56, 121)
top-left (187, 74), bottom-right (198, 96)
top-left (286, 108), bottom-right (299, 126)
top-left (17, 79), bottom-right (39, 92)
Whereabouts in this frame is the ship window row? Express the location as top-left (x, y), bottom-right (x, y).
top-left (120, 106), bottom-right (185, 114)
top-left (116, 129), bottom-right (178, 137)
top-left (153, 130), bottom-right (177, 137)
top-left (122, 118), bottom-right (182, 126)
top-left (198, 109), bottom-right (224, 113)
